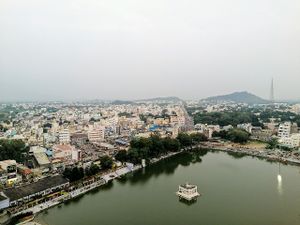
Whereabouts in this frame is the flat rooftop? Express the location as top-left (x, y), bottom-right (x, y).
top-left (34, 152), bottom-right (51, 166)
top-left (3, 175), bottom-right (69, 202)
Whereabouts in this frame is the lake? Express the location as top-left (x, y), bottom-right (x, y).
top-left (36, 150), bottom-right (300, 225)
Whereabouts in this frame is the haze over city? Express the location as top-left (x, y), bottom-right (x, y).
top-left (1, 0), bottom-right (300, 101)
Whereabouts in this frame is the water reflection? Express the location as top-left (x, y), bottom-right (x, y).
top-left (64, 194), bottom-right (85, 206)
top-left (277, 163), bottom-right (283, 195)
top-left (117, 175), bottom-right (128, 184)
top-left (226, 151), bottom-right (247, 159)
top-left (126, 150), bottom-right (209, 185)
top-left (178, 198), bottom-right (198, 206)
top-left (99, 181), bottom-right (114, 191)
top-left (88, 186), bottom-right (102, 195)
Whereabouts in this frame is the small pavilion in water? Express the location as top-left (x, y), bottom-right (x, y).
top-left (176, 183), bottom-right (200, 201)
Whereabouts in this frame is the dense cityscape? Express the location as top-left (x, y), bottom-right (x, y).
top-left (1, 95), bottom-right (300, 223)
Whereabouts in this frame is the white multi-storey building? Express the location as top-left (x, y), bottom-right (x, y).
top-left (88, 125), bottom-right (105, 142)
top-left (278, 122), bottom-right (291, 139)
top-left (59, 129), bottom-right (70, 144)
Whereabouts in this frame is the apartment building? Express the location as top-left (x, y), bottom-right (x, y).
top-left (88, 125), bottom-right (105, 143)
top-left (59, 129), bottom-right (70, 144)
top-left (278, 122), bottom-right (291, 138)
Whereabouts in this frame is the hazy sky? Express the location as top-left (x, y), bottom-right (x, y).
top-left (0, 0), bottom-right (300, 101)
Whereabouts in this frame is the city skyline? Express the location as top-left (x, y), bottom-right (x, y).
top-left (1, 0), bottom-right (300, 101)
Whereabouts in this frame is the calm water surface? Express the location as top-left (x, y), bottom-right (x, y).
top-left (36, 150), bottom-right (300, 225)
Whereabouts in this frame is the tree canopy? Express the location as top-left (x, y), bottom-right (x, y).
top-left (193, 111), bottom-right (262, 127)
top-left (266, 138), bottom-right (278, 150)
top-left (117, 133), bottom-right (207, 164)
top-left (213, 129), bottom-right (250, 144)
top-left (100, 156), bottom-right (113, 170)
top-left (0, 139), bottom-right (29, 162)
top-left (176, 133), bottom-right (192, 147)
top-left (63, 167), bottom-right (84, 182)
top-left (85, 163), bottom-right (100, 177)
top-left (193, 110), bottom-right (300, 127)
top-left (115, 150), bottom-right (128, 162)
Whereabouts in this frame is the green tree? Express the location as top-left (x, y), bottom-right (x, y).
top-left (124, 135), bottom-right (189, 164)
top-left (190, 133), bottom-right (208, 144)
top-left (127, 148), bottom-right (141, 164)
top-left (177, 133), bottom-right (192, 148)
top-left (90, 164), bottom-right (100, 175)
top-left (213, 129), bottom-right (250, 144)
top-left (193, 111), bottom-right (263, 127)
top-left (100, 156), bottom-right (113, 170)
top-left (227, 129), bottom-right (250, 144)
top-left (149, 134), bottom-right (165, 157)
top-left (130, 137), bottom-right (151, 149)
top-left (115, 150), bottom-right (128, 162)
top-left (63, 167), bottom-right (84, 182)
top-left (0, 139), bottom-right (29, 162)
top-left (163, 137), bottom-right (180, 152)
top-left (212, 130), bottom-right (229, 139)
top-left (266, 138), bottom-right (278, 150)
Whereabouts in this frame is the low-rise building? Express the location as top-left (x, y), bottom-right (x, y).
top-left (195, 124), bottom-right (220, 139)
top-left (279, 134), bottom-right (300, 149)
top-left (251, 127), bottom-right (273, 142)
top-left (17, 164), bottom-right (32, 180)
top-left (71, 132), bottom-right (88, 145)
top-left (30, 146), bottom-right (51, 173)
top-left (52, 144), bottom-right (82, 162)
top-left (3, 175), bottom-right (69, 207)
top-left (0, 160), bottom-right (18, 186)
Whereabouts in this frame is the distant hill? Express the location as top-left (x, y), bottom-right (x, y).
top-left (204, 91), bottom-right (270, 104)
top-left (109, 97), bottom-right (182, 105)
top-left (135, 96), bottom-right (182, 103)
top-left (111, 100), bottom-right (135, 105)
